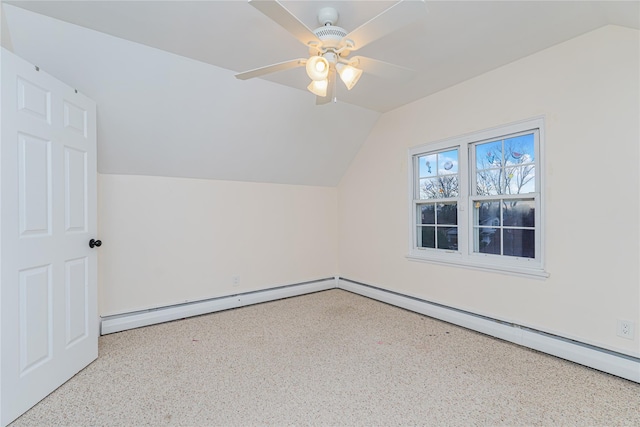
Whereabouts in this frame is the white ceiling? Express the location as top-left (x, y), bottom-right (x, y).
top-left (2, 1), bottom-right (638, 185)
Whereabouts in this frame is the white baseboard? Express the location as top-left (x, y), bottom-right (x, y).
top-left (337, 278), bottom-right (640, 383)
top-left (100, 278), bottom-right (337, 335)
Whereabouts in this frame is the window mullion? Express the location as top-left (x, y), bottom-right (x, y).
top-left (455, 143), bottom-right (468, 257)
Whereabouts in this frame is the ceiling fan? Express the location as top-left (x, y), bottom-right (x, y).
top-left (235, 0), bottom-right (427, 105)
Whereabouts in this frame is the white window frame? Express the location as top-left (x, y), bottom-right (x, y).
top-left (407, 117), bottom-right (548, 278)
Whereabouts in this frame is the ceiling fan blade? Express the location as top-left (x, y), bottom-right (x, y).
top-left (316, 69), bottom-right (336, 105)
top-left (343, 0), bottom-right (427, 51)
top-left (235, 58), bottom-right (306, 80)
top-left (249, 0), bottom-right (322, 48)
top-left (350, 56), bottom-right (417, 81)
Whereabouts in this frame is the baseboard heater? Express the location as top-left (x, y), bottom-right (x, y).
top-left (100, 276), bottom-right (639, 383)
top-left (100, 278), bottom-right (337, 335)
top-left (337, 278), bottom-right (640, 384)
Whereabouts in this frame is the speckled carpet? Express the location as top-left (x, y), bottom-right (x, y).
top-left (10, 289), bottom-right (640, 426)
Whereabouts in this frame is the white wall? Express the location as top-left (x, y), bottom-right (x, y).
top-left (99, 174), bottom-right (337, 316)
top-left (338, 25), bottom-right (640, 356)
top-left (0, 5), bottom-right (13, 51)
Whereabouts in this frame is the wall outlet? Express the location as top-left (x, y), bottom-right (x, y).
top-left (232, 275), bottom-right (240, 286)
top-left (616, 319), bottom-right (635, 340)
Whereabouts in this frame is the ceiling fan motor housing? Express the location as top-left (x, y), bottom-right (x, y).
top-left (313, 26), bottom-right (347, 46)
top-left (313, 6), bottom-right (348, 51)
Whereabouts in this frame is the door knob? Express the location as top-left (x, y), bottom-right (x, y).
top-left (89, 239), bottom-right (102, 248)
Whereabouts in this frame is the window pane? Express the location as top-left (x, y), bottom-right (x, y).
top-left (475, 135), bottom-right (536, 196)
top-left (503, 200), bottom-right (535, 227)
top-left (419, 226), bottom-right (435, 248)
top-left (506, 166), bottom-right (535, 194)
top-left (476, 169), bottom-right (504, 195)
top-left (418, 203), bottom-right (458, 251)
top-left (420, 177), bottom-right (458, 199)
top-left (503, 229), bottom-right (535, 258)
top-left (438, 175), bottom-right (459, 197)
top-left (476, 140), bottom-right (503, 170)
top-left (474, 201), bottom-right (501, 227)
top-left (418, 154), bottom-right (437, 177)
top-left (419, 178), bottom-right (437, 199)
top-left (505, 133), bottom-right (535, 166)
top-left (419, 205), bottom-right (435, 224)
top-left (438, 150), bottom-right (458, 174)
top-left (474, 200), bottom-right (501, 254)
top-left (438, 226), bottom-right (458, 250)
top-left (437, 203), bottom-right (457, 225)
top-left (476, 227), bottom-right (501, 254)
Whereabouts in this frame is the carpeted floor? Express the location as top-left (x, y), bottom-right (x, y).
top-left (10, 289), bottom-right (640, 426)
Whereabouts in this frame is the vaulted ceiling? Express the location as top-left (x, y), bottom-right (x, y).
top-left (2, 1), bottom-right (638, 186)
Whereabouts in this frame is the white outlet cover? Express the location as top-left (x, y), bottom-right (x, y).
top-left (617, 319), bottom-right (635, 340)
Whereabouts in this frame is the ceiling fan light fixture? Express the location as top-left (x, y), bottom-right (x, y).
top-left (306, 56), bottom-right (329, 81)
top-left (307, 79), bottom-right (328, 97)
top-left (336, 63), bottom-right (363, 90)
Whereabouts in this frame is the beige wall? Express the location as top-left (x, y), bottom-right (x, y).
top-left (338, 25), bottom-right (640, 356)
top-left (98, 174), bottom-right (337, 316)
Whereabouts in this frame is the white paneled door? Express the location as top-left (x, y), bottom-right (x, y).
top-left (1, 49), bottom-right (98, 426)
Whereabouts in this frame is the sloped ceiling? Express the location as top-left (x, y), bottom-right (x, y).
top-left (2, 1), bottom-right (638, 186)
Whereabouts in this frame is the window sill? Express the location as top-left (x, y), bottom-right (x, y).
top-left (406, 253), bottom-right (549, 279)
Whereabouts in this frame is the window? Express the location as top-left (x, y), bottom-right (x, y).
top-left (415, 149), bottom-right (460, 250)
top-left (408, 118), bottom-right (546, 277)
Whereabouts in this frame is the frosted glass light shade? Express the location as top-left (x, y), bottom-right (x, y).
top-left (336, 63), bottom-right (363, 90)
top-left (306, 56), bottom-right (329, 81)
top-left (307, 79), bottom-right (328, 97)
